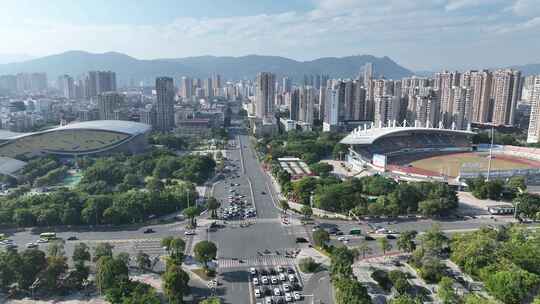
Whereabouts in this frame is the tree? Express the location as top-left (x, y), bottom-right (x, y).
top-left (96, 256), bottom-right (129, 294)
top-left (183, 206), bottom-right (200, 228)
top-left (136, 251), bottom-right (151, 272)
top-left (334, 277), bottom-right (371, 304)
top-left (39, 256), bottom-right (68, 293)
top-left (166, 237), bottom-right (186, 266)
top-left (390, 295), bottom-right (422, 304)
top-left (162, 264), bottom-right (190, 304)
top-left (93, 242), bottom-right (114, 262)
top-left (47, 239), bottom-right (66, 257)
top-left (438, 276), bottom-right (459, 304)
top-left (309, 162), bottom-right (334, 178)
top-left (301, 205), bottom-right (313, 220)
top-left (379, 237), bottom-right (392, 254)
top-left (299, 257), bottom-right (319, 273)
top-left (313, 228), bottom-right (330, 248)
top-left (330, 247), bottom-right (356, 279)
top-left (117, 252), bottom-right (130, 265)
top-left (279, 199), bottom-right (290, 213)
top-left (357, 242), bottom-right (373, 259)
top-left (420, 224), bottom-right (447, 256)
top-left (397, 230), bottom-right (417, 253)
top-left (18, 249), bottom-right (47, 290)
top-left (206, 197), bottom-right (220, 219)
top-left (72, 243), bottom-right (91, 266)
top-left (194, 241), bottom-right (217, 272)
top-left (200, 297), bottom-right (221, 304)
top-left (161, 236), bottom-right (174, 250)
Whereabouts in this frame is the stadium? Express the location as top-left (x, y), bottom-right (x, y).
top-left (0, 120), bottom-right (151, 159)
top-left (341, 125), bottom-right (540, 184)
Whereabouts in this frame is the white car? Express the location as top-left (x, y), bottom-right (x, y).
top-left (253, 278), bottom-right (259, 285)
top-left (273, 288), bottom-right (281, 296)
top-left (285, 292), bottom-right (293, 302)
top-left (293, 292), bottom-right (302, 300)
top-left (26, 242), bottom-right (37, 249)
top-left (184, 230), bottom-right (196, 236)
top-left (261, 276), bottom-right (269, 284)
top-left (277, 265), bottom-right (284, 273)
top-left (250, 267), bottom-right (257, 275)
top-left (254, 289), bottom-right (262, 298)
top-left (279, 273), bottom-right (286, 281)
top-left (288, 274), bottom-right (297, 282)
top-left (270, 276), bottom-right (278, 284)
top-left (283, 284), bottom-right (291, 292)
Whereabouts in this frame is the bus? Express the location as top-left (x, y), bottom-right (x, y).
top-left (39, 232), bottom-right (57, 240)
top-left (349, 229), bottom-right (362, 235)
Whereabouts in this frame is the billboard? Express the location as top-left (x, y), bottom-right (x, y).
top-left (372, 154), bottom-right (387, 169)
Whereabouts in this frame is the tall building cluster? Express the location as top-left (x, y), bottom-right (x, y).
top-left (252, 64), bottom-right (527, 135)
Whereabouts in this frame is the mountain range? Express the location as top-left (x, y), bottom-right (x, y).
top-left (0, 51), bottom-right (414, 85)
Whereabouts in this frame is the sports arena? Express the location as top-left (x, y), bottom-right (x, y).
top-left (341, 126), bottom-right (540, 184)
top-left (0, 120), bottom-right (151, 159)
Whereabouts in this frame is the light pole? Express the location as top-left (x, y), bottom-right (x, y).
top-left (487, 126), bottom-right (494, 181)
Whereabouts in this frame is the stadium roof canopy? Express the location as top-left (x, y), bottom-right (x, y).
top-left (0, 120), bottom-right (151, 141)
top-left (0, 157), bottom-right (26, 176)
top-left (340, 127), bottom-right (475, 145)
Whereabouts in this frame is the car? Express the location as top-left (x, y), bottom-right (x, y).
top-left (295, 237), bottom-right (308, 243)
top-left (273, 288), bottom-right (281, 296)
top-left (271, 276), bottom-right (278, 284)
top-left (26, 243), bottom-right (37, 249)
top-left (283, 284), bottom-right (291, 292)
top-left (184, 230), bottom-right (196, 236)
top-left (288, 274), bottom-right (297, 282)
top-left (250, 267), bottom-right (257, 275)
top-left (143, 228), bottom-right (155, 234)
top-left (67, 236), bottom-right (78, 241)
top-left (265, 298), bottom-right (273, 304)
top-left (253, 278), bottom-right (259, 285)
top-left (285, 293), bottom-right (293, 302)
top-left (293, 292), bottom-right (302, 300)
top-left (386, 234), bottom-right (396, 239)
top-left (287, 267), bottom-right (295, 274)
top-left (37, 238), bottom-right (49, 243)
top-left (279, 273), bottom-right (286, 281)
top-left (261, 276), bottom-right (269, 284)
top-left (337, 236), bottom-right (347, 241)
top-left (254, 289), bottom-right (262, 298)
top-left (261, 268), bottom-right (269, 275)
top-left (365, 235), bottom-right (375, 241)
top-left (261, 191), bottom-right (266, 195)
top-left (277, 265), bottom-right (284, 273)
top-left (336, 231), bottom-right (344, 236)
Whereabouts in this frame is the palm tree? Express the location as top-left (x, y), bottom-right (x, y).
top-left (206, 197), bottom-right (220, 219)
top-left (357, 242), bottom-right (373, 259)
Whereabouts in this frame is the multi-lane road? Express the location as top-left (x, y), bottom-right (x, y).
top-left (209, 130), bottom-right (321, 304)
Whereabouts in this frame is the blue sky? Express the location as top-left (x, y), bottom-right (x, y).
top-left (0, 0), bottom-right (539, 70)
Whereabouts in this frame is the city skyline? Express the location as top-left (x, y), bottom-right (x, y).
top-left (0, 0), bottom-right (539, 70)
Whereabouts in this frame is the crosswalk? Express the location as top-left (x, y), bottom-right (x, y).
top-left (217, 255), bottom-right (296, 269)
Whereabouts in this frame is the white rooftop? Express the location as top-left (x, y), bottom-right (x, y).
top-left (340, 126), bottom-right (475, 145)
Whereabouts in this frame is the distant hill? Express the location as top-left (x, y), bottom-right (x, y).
top-left (0, 51), bottom-right (414, 85)
top-left (509, 63), bottom-right (540, 76)
top-left (0, 53), bottom-right (34, 64)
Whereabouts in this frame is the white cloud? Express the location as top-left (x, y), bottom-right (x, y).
top-left (512, 0), bottom-right (540, 16)
top-left (0, 0), bottom-right (538, 69)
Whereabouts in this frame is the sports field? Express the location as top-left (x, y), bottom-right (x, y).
top-left (409, 152), bottom-right (540, 177)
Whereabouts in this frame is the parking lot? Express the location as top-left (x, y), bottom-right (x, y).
top-left (249, 265), bottom-right (305, 304)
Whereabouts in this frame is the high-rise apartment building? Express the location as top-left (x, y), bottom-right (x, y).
top-left (180, 76), bottom-right (193, 99)
top-left (526, 76), bottom-right (540, 143)
top-left (58, 75), bottom-right (75, 99)
top-left (363, 62), bottom-right (373, 87)
top-left (434, 71), bottom-right (460, 127)
top-left (85, 71), bottom-right (117, 98)
top-left (255, 72), bottom-right (276, 119)
top-left (299, 86), bottom-right (315, 124)
top-left (155, 77), bottom-right (175, 131)
top-left (289, 89), bottom-right (300, 121)
top-left (204, 78), bottom-right (213, 98)
top-left (374, 95), bottom-right (401, 127)
top-left (491, 69), bottom-right (521, 125)
top-left (98, 92), bottom-right (123, 120)
top-left (468, 70), bottom-right (493, 123)
top-left (323, 88), bottom-right (339, 132)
